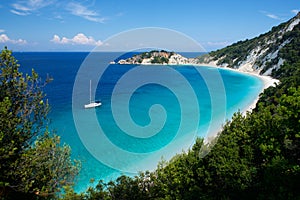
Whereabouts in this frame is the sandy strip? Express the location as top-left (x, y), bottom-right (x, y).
top-left (194, 63), bottom-right (279, 144)
top-left (196, 62), bottom-right (279, 113)
top-left (223, 68), bottom-right (279, 114)
top-left (242, 74), bottom-right (279, 113)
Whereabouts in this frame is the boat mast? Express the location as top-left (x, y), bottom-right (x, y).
top-left (89, 80), bottom-right (92, 103)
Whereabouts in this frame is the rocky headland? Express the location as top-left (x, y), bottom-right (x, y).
top-left (117, 50), bottom-right (198, 65)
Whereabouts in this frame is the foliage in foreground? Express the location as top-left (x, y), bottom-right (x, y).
top-left (0, 47), bottom-right (80, 199)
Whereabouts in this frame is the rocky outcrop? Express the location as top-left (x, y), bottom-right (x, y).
top-left (117, 50), bottom-right (197, 65)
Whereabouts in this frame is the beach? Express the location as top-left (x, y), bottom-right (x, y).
top-left (196, 61), bottom-right (279, 108)
top-left (241, 74), bottom-right (279, 113)
top-left (195, 62), bottom-right (280, 144)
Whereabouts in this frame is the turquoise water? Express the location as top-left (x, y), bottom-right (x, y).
top-left (14, 52), bottom-right (263, 192)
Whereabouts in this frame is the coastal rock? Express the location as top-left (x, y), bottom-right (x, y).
top-left (117, 50), bottom-right (198, 65)
top-left (168, 54), bottom-right (192, 64)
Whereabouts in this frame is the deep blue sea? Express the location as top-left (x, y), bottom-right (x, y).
top-left (13, 52), bottom-right (263, 192)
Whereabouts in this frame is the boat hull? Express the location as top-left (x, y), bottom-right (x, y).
top-left (84, 102), bottom-right (102, 109)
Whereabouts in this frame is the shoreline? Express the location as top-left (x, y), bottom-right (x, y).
top-left (241, 74), bottom-right (279, 113)
top-left (194, 62), bottom-right (279, 144)
top-left (195, 62), bottom-right (279, 113)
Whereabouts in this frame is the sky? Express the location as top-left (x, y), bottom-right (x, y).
top-left (0, 0), bottom-right (299, 52)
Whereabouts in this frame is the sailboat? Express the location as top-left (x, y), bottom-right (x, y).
top-left (84, 80), bottom-right (102, 109)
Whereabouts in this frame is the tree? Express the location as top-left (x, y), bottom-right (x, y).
top-left (0, 47), bottom-right (80, 199)
top-left (249, 86), bottom-right (300, 199)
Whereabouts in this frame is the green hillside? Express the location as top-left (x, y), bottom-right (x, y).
top-left (200, 12), bottom-right (300, 77)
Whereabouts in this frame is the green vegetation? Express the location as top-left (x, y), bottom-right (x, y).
top-left (124, 50), bottom-right (174, 64)
top-left (209, 39), bottom-right (256, 67)
top-left (151, 56), bottom-right (169, 64)
top-left (0, 47), bottom-right (80, 199)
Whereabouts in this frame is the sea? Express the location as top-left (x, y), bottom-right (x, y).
top-left (13, 52), bottom-right (263, 192)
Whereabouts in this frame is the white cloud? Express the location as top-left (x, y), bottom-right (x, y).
top-left (260, 11), bottom-right (282, 20)
top-left (10, 1), bottom-right (108, 23)
top-left (266, 14), bottom-right (280, 20)
top-left (291, 9), bottom-right (299, 15)
top-left (11, 0), bottom-right (55, 15)
top-left (51, 33), bottom-right (102, 46)
top-left (0, 29), bottom-right (5, 33)
top-left (10, 9), bottom-right (30, 16)
top-left (0, 34), bottom-right (27, 44)
top-left (51, 34), bottom-right (61, 43)
top-left (66, 2), bottom-right (106, 23)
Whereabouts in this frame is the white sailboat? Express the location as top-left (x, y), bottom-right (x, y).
top-left (84, 80), bottom-right (102, 109)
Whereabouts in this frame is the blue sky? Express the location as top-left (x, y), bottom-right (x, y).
top-left (0, 0), bottom-right (299, 52)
